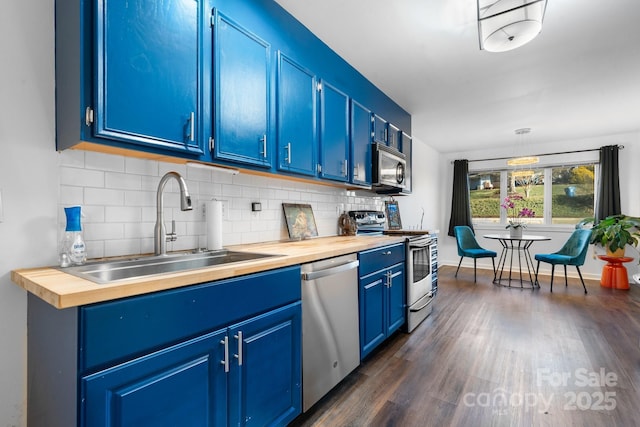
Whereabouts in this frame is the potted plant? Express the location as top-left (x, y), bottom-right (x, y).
top-left (581, 214), bottom-right (640, 256)
top-left (501, 194), bottom-right (535, 238)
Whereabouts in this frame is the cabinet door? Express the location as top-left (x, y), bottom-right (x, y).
top-left (386, 264), bottom-right (406, 336)
top-left (214, 12), bottom-right (271, 167)
top-left (81, 330), bottom-right (227, 427)
top-left (94, 0), bottom-right (206, 155)
top-left (228, 302), bottom-right (302, 427)
top-left (372, 114), bottom-right (388, 145)
top-left (388, 123), bottom-right (401, 151)
top-left (277, 53), bottom-right (318, 176)
top-left (319, 81), bottom-right (349, 182)
top-left (350, 100), bottom-right (372, 186)
top-left (359, 272), bottom-right (386, 359)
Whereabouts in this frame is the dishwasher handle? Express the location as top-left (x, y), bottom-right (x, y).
top-left (301, 260), bottom-right (359, 281)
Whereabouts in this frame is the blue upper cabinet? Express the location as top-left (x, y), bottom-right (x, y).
top-left (319, 81), bottom-right (350, 182)
top-left (372, 114), bottom-right (388, 146)
top-left (350, 100), bottom-right (372, 186)
top-left (213, 12), bottom-right (271, 168)
top-left (277, 53), bottom-right (317, 176)
top-left (55, 0), bottom-right (411, 185)
top-left (373, 113), bottom-right (402, 151)
top-left (387, 123), bottom-right (401, 151)
top-left (92, 0), bottom-right (208, 155)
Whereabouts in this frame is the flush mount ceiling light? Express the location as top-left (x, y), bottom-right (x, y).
top-left (507, 128), bottom-right (539, 166)
top-left (477, 0), bottom-right (547, 53)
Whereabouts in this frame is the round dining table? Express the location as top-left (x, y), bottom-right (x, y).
top-left (483, 234), bottom-right (551, 289)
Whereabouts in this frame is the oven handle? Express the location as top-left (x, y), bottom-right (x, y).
top-left (410, 292), bottom-right (433, 311)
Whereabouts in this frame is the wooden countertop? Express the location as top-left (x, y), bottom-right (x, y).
top-left (11, 235), bottom-right (406, 309)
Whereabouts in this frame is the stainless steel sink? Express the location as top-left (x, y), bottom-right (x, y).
top-left (59, 250), bottom-right (278, 284)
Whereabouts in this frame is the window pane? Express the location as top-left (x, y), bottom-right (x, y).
top-left (551, 165), bottom-right (595, 224)
top-left (469, 172), bottom-right (501, 223)
top-left (507, 169), bottom-right (544, 225)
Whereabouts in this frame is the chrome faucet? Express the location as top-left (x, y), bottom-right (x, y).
top-left (154, 171), bottom-right (193, 256)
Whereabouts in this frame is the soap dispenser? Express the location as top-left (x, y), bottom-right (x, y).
top-left (60, 206), bottom-right (86, 267)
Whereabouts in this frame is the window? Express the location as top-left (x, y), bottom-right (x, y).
top-left (468, 172), bottom-right (501, 224)
top-left (551, 165), bottom-right (595, 224)
top-left (469, 164), bottom-right (596, 226)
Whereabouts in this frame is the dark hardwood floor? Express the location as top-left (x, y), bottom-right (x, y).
top-left (290, 266), bottom-right (640, 427)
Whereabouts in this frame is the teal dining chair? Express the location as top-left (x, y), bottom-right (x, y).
top-left (534, 229), bottom-right (591, 293)
top-left (454, 226), bottom-right (497, 283)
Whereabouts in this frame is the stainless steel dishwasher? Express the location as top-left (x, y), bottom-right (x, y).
top-left (301, 253), bottom-right (360, 411)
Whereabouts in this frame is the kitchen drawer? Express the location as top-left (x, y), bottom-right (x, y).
top-left (358, 243), bottom-right (405, 277)
top-left (79, 266), bottom-right (301, 373)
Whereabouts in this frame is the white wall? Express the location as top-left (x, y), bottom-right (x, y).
top-left (0, 1), bottom-right (57, 425)
top-left (435, 132), bottom-right (640, 281)
top-left (396, 137), bottom-right (442, 233)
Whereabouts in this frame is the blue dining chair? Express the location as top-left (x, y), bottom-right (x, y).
top-left (534, 229), bottom-right (591, 293)
top-left (454, 226), bottom-right (497, 283)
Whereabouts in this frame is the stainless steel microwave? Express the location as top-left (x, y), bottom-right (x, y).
top-left (371, 143), bottom-right (406, 193)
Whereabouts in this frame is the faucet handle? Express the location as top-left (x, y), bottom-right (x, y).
top-left (166, 219), bottom-right (178, 242)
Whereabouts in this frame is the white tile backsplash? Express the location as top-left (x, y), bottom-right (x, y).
top-left (59, 150), bottom-right (385, 258)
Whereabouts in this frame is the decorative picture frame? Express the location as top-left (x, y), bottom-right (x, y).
top-left (282, 203), bottom-right (319, 240)
top-left (385, 200), bottom-right (402, 230)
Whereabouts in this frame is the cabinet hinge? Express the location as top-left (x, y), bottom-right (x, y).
top-left (85, 107), bottom-right (94, 126)
top-left (210, 14), bottom-right (215, 27)
top-left (317, 163), bottom-right (322, 173)
top-left (317, 82), bottom-right (322, 92)
top-left (209, 137), bottom-right (214, 152)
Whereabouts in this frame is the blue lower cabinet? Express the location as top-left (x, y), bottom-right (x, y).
top-left (82, 302), bottom-right (301, 427)
top-left (358, 244), bottom-right (406, 359)
top-left (27, 267), bottom-right (301, 427)
top-left (228, 303), bottom-right (302, 427)
top-left (386, 264), bottom-right (406, 336)
top-left (359, 272), bottom-right (387, 358)
top-left (82, 330), bottom-right (228, 427)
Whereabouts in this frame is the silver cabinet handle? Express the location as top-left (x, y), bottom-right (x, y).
top-left (260, 135), bottom-right (267, 158)
top-left (189, 112), bottom-right (195, 142)
top-left (220, 336), bottom-right (229, 373)
top-left (354, 163), bottom-right (360, 179)
top-left (285, 142), bottom-right (292, 164)
top-left (234, 331), bottom-right (243, 366)
top-left (343, 159), bottom-right (348, 177)
top-left (382, 251), bottom-right (392, 255)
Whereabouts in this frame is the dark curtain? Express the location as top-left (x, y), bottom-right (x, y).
top-left (595, 145), bottom-right (621, 222)
top-left (448, 159), bottom-right (474, 236)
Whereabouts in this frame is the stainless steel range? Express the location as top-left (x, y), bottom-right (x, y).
top-left (348, 211), bottom-right (437, 333)
top-left (347, 210), bottom-right (386, 235)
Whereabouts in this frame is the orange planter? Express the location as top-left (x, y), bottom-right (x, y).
top-left (597, 255), bottom-right (634, 290)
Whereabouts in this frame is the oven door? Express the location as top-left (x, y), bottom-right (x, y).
top-left (407, 244), bottom-right (432, 306)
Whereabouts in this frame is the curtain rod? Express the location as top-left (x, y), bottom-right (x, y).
top-left (451, 145), bottom-right (625, 164)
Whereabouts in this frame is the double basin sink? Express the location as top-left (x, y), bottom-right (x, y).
top-left (60, 249), bottom-right (277, 284)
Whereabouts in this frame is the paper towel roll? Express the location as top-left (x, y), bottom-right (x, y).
top-left (206, 200), bottom-right (223, 250)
